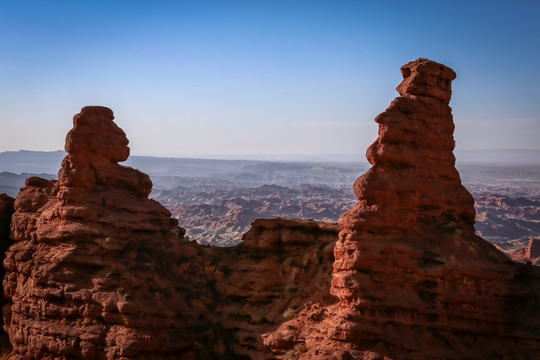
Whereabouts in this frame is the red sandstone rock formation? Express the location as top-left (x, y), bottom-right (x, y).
top-left (3, 107), bottom-right (214, 359)
top-left (264, 59), bottom-right (540, 359)
top-left (2, 107), bottom-right (338, 360)
top-left (205, 218), bottom-right (337, 359)
top-left (512, 237), bottom-right (540, 265)
top-left (4, 60), bottom-right (540, 360)
top-left (525, 237), bottom-right (540, 262)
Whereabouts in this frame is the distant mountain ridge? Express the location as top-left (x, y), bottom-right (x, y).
top-left (455, 149), bottom-right (540, 164)
top-left (1, 149), bottom-right (540, 176)
top-left (0, 150), bottom-right (66, 174)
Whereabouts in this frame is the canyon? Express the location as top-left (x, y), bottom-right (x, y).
top-left (2, 156), bottom-right (539, 256)
top-left (0, 59), bottom-right (539, 359)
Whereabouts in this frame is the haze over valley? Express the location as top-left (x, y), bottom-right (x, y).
top-left (2, 149), bottom-right (539, 260)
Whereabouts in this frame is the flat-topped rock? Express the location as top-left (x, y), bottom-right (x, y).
top-left (396, 58), bottom-right (456, 104)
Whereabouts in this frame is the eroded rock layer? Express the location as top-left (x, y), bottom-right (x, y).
top-left (264, 59), bottom-right (540, 359)
top-left (3, 107), bottom-right (213, 359)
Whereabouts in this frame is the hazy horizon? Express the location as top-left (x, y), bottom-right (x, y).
top-left (1, 1), bottom-right (539, 156)
top-left (2, 148), bottom-right (540, 167)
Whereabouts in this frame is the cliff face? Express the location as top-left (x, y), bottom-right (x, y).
top-left (264, 59), bottom-right (540, 359)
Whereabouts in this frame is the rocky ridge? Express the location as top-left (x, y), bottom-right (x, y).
top-left (264, 59), bottom-right (540, 359)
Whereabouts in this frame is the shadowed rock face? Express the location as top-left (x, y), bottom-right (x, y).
top-left (264, 59), bottom-right (540, 359)
top-left (0, 194), bottom-right (14, 351)
top-left (0, 194), bottom-right (13, 240)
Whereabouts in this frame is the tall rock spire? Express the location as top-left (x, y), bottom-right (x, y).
top-left (332, 58), bottom-right (482, 304)
top-left (58, 106), bottom-right (151, 195)
top-left (3, 106), bottom-right (210, 359)
top-left (265, 59), bottom-right (540, 360)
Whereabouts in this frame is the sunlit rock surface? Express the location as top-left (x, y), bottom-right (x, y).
top-left (3, 107), bottom-right (212, 359)
top-left (264, 59), bottom-right (540, 360)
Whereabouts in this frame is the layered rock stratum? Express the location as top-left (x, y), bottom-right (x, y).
top-left (264, 58), bottom-right (540, 359)
top-left (1, 59), bottom-right (539, 360)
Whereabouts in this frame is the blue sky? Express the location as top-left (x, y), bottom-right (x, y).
top-left (1, 0), bottom-right (539, 159)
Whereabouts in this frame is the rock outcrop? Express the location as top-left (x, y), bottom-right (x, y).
top-left (513, 237), bottom-right (540, 265)
top-left (524, 237), bottom-right (540, 263)
top-left (264, 58), bottom-right (540, 359)
top-left (2, 107), bottom-right (339, 360)
top-left (205, 218), bottom-right (337, 359)
top-left (3, 60), bottom-right (540, 360)
top-left (3, 107), bottom-right (214, 359)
